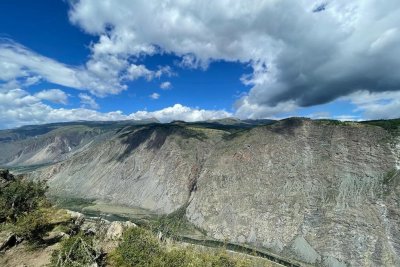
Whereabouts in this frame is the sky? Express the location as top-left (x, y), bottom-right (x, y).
top-left (0, 0), bottom-right (400, 129)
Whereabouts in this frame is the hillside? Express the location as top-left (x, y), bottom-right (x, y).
top-left (1, 118), bottom-right (400, 266)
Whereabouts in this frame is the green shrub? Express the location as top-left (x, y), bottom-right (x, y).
top-left (13, 209), bottom-right (49, 241)
top-left (159, 248), bottom-right (191, 267)
top-left (0, 176), bottom-right (48, 222)
top-left (50, 234), bottom-right (102, 267)
top-left (315, 119), bottom-right (348, 126)
top-left (362, 119), bottom-right (400, 133)
top-left (160, 247), bottom-right (249, 267)
top-left (110, 227), bottom-right (162, 267)
top-left (151, 205), bottom-right (189, 238)
top-left (109, 227), bottom-right (251, 267)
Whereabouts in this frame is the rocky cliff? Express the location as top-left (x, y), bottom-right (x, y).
top-left (1, 118), bottom-right (399, 266)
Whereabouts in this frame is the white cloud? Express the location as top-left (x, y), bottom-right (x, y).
top-left (0, 89), bottom-right (231, 128)
top-left (235, 97), bottom-right (298, 119)
top-left (334, 115), bottom-right (361, 121)
top-left (343, 90), bottom-right (400, 120)
top-left (0, 89), bottom-right (38, 108)
top-left (149, 93), bottom-right (160, 100)
top-left (0, 40), bottom-right (82, 88)
top-left (0, 89), bottom-right (126, 128)
top-left (125, 64), bottom-right (154, 81)
top-left (160, 81), bottom-right (172, 90)
top-left (0, 61), bottom-right (27, 81)
top-left (24, 76), bottom-right (42, 87)
top-left (79, 93), bottom-right (99, 109)
top-left (35, 89), bottom-right (68, 105)
top-left (68, 0), bottom-right (400, 118)
top-left (2, 0), bottom-right (400, 126)
top-left (0, 40), bottom-right (172, 97)
top-left (129, 104), bottom-right (232, 123)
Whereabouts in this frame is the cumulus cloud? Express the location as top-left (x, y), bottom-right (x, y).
top-left (160, 81), bottom-right (172, 90)
top-left (149, 93), bottom-right (160, 100)
top-left (67, 0), bottom-right (400, 118)
top-left (125, 64), bottom-right (154, 81)
top-left (129, 104), bottom-right (232, 123)
top-left (0, 89), bottom-right (121, 128)
top-left (0, 88), bottom-right (231, 128)
top-left (2, 0), bottom-right (399, 126)
top-left (35, 89), bottom-right (68, 105)
top-left (79, 93), bottom-right (99, 109)
top-left (343, 90), bottom-right (400, 120)
top-left (124, 65), bottom-right (173, 81)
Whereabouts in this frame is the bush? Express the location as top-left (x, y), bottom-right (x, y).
top-left (110, 227), bottom-right (162, 267)
top-left (151, 205), bottom-right (189, 238)
top-left (162, 248), bottom-right (250, 267)
top-left (0, 172), bottom-right (52, 243)
top-left (14, 209), bottom-right (49, 241)
top-left (50, 234), bottom-right (102, 267)
top-left (362, 119), bottom-right (400, 132)
top-left (0, 175), bottom-right (48, 222)
top-left (109, 227), bottom-right (251, 267)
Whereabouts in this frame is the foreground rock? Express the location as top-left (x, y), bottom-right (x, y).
top-left (0, 210), bottom-right (138, 267)
top-left (106, 221), bottom-right (137, 241)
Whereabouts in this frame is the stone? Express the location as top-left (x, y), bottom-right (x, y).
top-left (291, 236), bottom-right (321, 264)
top-left (106, 221), bottom-right (137, 240)
top-left (66, 210), bottom-right (85, 225)
top-left (106, 221), bottom-right (124, 240)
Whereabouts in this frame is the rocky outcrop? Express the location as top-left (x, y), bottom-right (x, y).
top-left (29, 124), bottom-right (220, 213)
top-left (186, 120), bottom-right (400, 266)
top-left (0, 169), bottom-right (14, 187)
top-left (4, 119), bottom-right (400, 266)
top-left (106, 221), bottom-right (137, 241)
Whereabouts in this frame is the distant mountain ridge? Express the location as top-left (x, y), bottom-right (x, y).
top-left (1, 118), bottom-right (400, 266)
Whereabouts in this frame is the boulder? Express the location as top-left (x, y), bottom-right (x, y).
top-left (0, 233), bottom-right (22, 251)
top-left (106, 221), bottom-right (137, 240)
top-left (66, 210), bottom-right (85, 225)
top-left (0, 169), bottom-right (14, 188)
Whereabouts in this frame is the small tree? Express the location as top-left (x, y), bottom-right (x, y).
top-left (0, 175), bottom-right (48, 222)
top-left (50, 234), bottom-right (102, 267)
top-left (14, 210), bottom-right (49, 241)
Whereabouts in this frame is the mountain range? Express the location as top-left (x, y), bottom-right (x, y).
top-left (1, 118), bottom-right (399, 266)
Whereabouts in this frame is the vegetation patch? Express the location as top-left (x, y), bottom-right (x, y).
top-left (149, 205), bottom-right (201, 238)
top-left (0, 177), bottom-right (48, 223)
top-left (109, 227), bottom-right (251, 267)
top-left (382, 169), bottom-right (400, 196)
top-left (50, 234), bottom-right (103, 267)
top-left (362, 119), bottom-right (400, 134)
top-left (315, 119), bottom-right (351, 126)
top-left (50, 197), bottom-right (96, 212)
top-left (0, 170), bottom-right (74, 248)
top-left (117, 124), bottom-right (209, 160)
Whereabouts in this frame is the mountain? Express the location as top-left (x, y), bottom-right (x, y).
top-left (1, 118), bottom-right (400, 266)
top-left (0, 119), bottom-right (158, 167)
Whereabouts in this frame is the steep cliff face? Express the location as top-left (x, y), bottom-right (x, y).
top-left (29, 124), bottom-right (222, 213)
top-left (3, 118), bottom-right (400, 266)
top-left (187, 120), bottom-right (400, 266)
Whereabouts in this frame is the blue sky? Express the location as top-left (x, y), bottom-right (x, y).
top-left (0, 0), bottom-right (399, 128)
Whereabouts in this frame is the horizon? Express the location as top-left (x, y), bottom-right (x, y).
top-left (3, 116), bottom-right (400, 131)
top-left (1, 0), bottom-right (400, 128)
